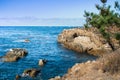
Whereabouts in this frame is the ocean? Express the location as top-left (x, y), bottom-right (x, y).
top-left (0, 26), bottom-right (96, 80)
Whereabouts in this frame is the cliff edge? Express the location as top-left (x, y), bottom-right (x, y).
top-left (58, 27), bottom-right (120, 56)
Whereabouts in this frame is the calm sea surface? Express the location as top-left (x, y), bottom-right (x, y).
top-left (0, 26), bottom-right (96, 80)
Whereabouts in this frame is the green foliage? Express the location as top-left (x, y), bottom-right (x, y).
top-left (84, 0), bottom-right (120, 40)
top-left (115, 33), bottom-right (120, 40)
top-left (115, 1), bottom-right (120, 10)
top-left (101, 0), bottom-right (107, 3)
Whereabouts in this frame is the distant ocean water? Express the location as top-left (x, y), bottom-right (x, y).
top-left (0, 26), bottom-right (96, 80)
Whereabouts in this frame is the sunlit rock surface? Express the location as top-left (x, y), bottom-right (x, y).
top-left (2, 48), bottom-right (28, 62)
top-left (58, 27), bottom-right (120, 56)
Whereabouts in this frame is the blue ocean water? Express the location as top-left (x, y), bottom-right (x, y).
top-left (0, 26), bottom-right (96, 80)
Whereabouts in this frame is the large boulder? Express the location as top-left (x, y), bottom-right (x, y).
top-left (2, 48), bottom-right (28, 62)
top-left (58, 28), bottom-right (120, 56)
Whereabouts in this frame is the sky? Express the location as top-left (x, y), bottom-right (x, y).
top-left (0, 0), bottom-right (119, 26)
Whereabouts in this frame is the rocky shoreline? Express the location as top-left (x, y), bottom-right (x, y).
top-left (50, 27), bottom-right (120, 80)
top-left (51, 48), bottom-right (120, 80)
top-left (58, 27), bottom-right (120, 56)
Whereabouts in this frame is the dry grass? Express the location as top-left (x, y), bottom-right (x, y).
top-left (97, 48), bottom-right (120, 74)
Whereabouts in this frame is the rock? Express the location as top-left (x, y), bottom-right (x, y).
top-left (24, 39), bottom-right (30, 42)
top-left (29, 69), bottom-right (40, 77)
top-left (3, 48), bottom-right (28, 62)
top-left (21, 73), bottom-right (29, 77)
top-left (4, 56), bottom-right (20, 62)
top-left (23, 68), bottom-right (40, 77)
top-left (15, 75), bottom-right (21, 80)
top-left (49, 76), bottom-right (61, 80)
top-left (38, 59), bottom-right (47, 66)
top-left (98, 69), bottom-right (103, 73)
top-left (92, 60), bottom-right (96, 63)
top-left (16, 68), bottom-right (40, 79)
top-left (57, 28), bottom-right (116, 56)
top-left (86, 60), bottom-right (91, 64)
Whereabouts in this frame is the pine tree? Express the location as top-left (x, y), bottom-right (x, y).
top-left (84, 0), bottom-right (120, 50)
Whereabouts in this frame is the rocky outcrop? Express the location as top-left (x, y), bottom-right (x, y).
top-left (50, 48), bottom-right (120, 80)
top-left (38, 59), bottom-right (47, 66)
top-left (15, 75), bottom-right (21, 80)
top-left (15, 68), bottom-right (40, 80)
top-left (58, 27), bottom-right (120, 56)
top-left (2, 48), bottom-right (28, 62)
top-left (22, 68), bottom-right (40, 77)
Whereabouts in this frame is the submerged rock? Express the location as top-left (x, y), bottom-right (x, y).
top-left (2, 48), bottom-right (28, 62)
top-left (24, 39), bottom-right (30, 42)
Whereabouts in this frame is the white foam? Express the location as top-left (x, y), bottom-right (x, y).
top-left (13, 40), bottom-right (25, 42)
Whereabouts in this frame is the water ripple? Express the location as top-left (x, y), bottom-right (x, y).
top-left (0, 26), bottom-right (96, 80)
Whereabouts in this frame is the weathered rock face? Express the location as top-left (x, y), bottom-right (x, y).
top-left (2, 48), bottom-right (28, 62)
top-left (58, 28), bottom-right (120, 56)
top-left (51, 48), bottom-right (120, 80)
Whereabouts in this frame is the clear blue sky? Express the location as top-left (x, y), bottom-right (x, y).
top-left (0, 0), bottom-right (119, 26)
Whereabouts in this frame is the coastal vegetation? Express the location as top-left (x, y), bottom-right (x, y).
top-left (1, 0), bottom-right (120, 80)
top-left (54, 0), bottom-right (120, 80)
top-left (84, 0), bottom-right (120, 51)
top-left (58, 0), bottom-right (120, 56)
